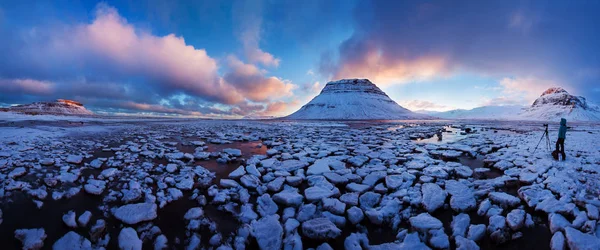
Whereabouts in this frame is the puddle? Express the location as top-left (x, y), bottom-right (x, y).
top-left (205, 141), bottom-right (267, 158)
top-left (458, 155), bottom-right (503, 179)
top-left (414, 126), bottom-right (473, 144)
top-left (0, 192), bottom-right (106, 250)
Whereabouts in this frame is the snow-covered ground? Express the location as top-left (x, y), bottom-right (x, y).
top-left (0, 117), bottom-right (599, 249)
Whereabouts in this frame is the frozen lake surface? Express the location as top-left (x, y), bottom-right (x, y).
top-left (0, 117), bottom-right (599, 249)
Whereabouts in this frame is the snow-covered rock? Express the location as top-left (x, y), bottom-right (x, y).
top-left (118, 227), bottom-right (142, 250)
top-left (251, 215), bottom-right (283, 250)
top-left (52, 231), bottom-right (92, 250)
top-left (15, 228), bottom-right (46, 250)
top-left (301, 218), bottom-right (342, 240)
top-left (113, 203), bottom-right (157, 224)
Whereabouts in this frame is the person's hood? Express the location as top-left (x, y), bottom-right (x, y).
top-left (560, 118), bottom-right (567, 126)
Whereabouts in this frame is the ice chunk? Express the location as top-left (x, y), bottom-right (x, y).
top-left (421, 183), bottom-right (447, 213)
top-left (257, 194), bottom-right (278, 217)
top-left (506, 209), bottom-right (525, 231)
top-left (488, 192), bottom-right (521, 208)
top-left (52, 231), bottom-right (91, 250)
top-left (15, 228), bottom-right (46, 250)
top-left (77, 211), bottom-right (92, 227)
top-left (455, 236), bottom-right (479, 250)
top-left (452, 213), bottom-right (470, 237)
top-left (550, 231), bottom-right (565, 250)
top-left (273, 190), bottom-right (303, 207)
top-left (467, 224), bottom-right (486, 242)
top-left (66, 155), bottom-right (83, 164)
top-left (347, 206), bottom-right (364, 225)
top-left (62, 210), bottom-right (77, 228)
top-left (409, 213), bottom-right (443, 232)
top-left (251, 215), bottom-right (283, 250)
top-left (565, 227), bottom-right (600, 250)
top-left (304, 186), bottom-right (334, 202)
top-left (301, 217), bottom-right (342, 240)
top-left (184, 207), bottom-right (204, 220)
top-left (118, 227), bottom-right (142, 250)
top-left (113, 203), bottom-right (158, 224)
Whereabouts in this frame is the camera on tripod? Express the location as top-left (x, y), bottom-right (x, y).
top-left (543, 124), bottom-right (548, 127)
top-left (532, 123), bottom-right (551, 154)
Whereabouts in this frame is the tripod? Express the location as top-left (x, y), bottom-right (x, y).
top-left (532, 125), bottom-right (551, 154)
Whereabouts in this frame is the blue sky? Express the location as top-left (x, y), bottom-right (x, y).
top-left (1, 0), bottom-right (599, 116)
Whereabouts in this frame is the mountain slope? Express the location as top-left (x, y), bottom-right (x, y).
top-left (415, 87), bottom-right (600, 121)
top-left (422, 105), bottom-right (525, 120)
top-left (286, 79), bottom-right (429, 120)
top-left (6, 99), bottom-right (94, 116)
top-left (517, 87), bottom-right (600, 121)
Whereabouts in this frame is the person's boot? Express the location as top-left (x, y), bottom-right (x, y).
top-left (562, 153), bottom-right (566, 161)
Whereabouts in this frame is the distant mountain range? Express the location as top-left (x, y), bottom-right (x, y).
top-left (416, 87), bottom-right (600, 121)
top-left (286, 79), bottom-right (430, 120)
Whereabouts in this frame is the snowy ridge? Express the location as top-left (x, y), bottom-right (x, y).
top-left (519, 87), bottom-right (600, 121)
top-left (286, 79), bottom-right (430, 120)
top-left (4, 99), bottom-right (94, 116)
top-left (421, 106), bottom-right (526, 120)
top-left (416, 88), bottom-right (600, 121)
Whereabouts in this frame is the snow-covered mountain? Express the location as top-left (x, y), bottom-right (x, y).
top-left (518, 87), bottom-right (600, 121)
top-left (421, 105), bottom-right (526, 120)
top-left (286, 79), bottom-right (430, 120)
top-left (5, 99), bottom-right (94, 116)
top-left (415, 87), bottom-right (600, 121)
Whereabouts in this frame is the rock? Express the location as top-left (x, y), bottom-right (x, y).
top-left (84, 179), bottom-right (106, 195)
top-left (489, 192), bottom-right (521, 208)
top-left (118, 227), bottom-right (142, 250)
top-left (506, 209), bottom-right (525, 231)
top-left (15, 228), bottom-right (46, 250)
top-left (467, 224), bottom-right (486, 241)
top-left (52, 231), bottom-right (92, 250)
top-left (452, 214), bottom-right (471, 237)
top-left (347, 206), bottom-right (364, 225)
top-left (165, 164), bottom-right (178, 173)
top-left (62, 210), bottom-right (77, 228)
top-left (273, 190), bottom-right (304, 207)
top-left (251, 215), bottom-right (283, 250)
top-left (301, 218), bottom-right (342, 240)
top-left (267, 177), bottom-right (285, 192)
top-left (421, 183), bottom-right (447, 213)
top-left (564, 227), bottom-right (600, 250)
top-left (187, 234), bottom-right (201, 250)
top-left (550, 231), bottom-right (565, 250)
top-left (409, 213), bottom-right (443, 232)
top-left (113, 203), bottom-right (158, 224)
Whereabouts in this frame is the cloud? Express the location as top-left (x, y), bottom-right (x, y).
top-left (399, 99), bottom-right (450, 111)
top-left (319, 0), bottom-right (600, 102)
top-left (0, 78), bottom-right (54, 96)
top-left (499, 76), bottom-right (559, 101)
top-left (233, 0), bottom-right (280, 67)
top-left (0, 3), bottom-right (297, 117)
top-left (224, 55), bottom-right (295, 102)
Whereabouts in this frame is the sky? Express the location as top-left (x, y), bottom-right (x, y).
top-left (1, 0), bottom-right (599, 117)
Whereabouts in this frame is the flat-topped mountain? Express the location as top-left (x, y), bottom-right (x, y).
top-left (5, 99), bottom-right (94, 116)
top-left (286, 79), bottom-right (429, 120)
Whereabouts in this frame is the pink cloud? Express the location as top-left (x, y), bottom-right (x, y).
top-left (0, 78), bottom-right (54, 96)
top-left (224, 55), bottom-right (294, 102)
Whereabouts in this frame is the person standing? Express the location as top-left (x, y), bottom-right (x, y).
top-left (556, 118), bottom-right (567, 160)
